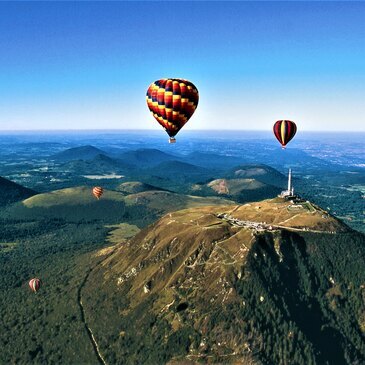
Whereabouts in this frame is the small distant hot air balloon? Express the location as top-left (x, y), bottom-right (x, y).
top-left (92, 186), bottom-right (104, 200)
top-left (29, 278), bottom-right (41, 293)
top-left (273, 120), bottom-right (297, 149)
top-left (146, 78), bottom-right (199, 143)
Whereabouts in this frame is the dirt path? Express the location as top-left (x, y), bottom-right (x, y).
top-left (77, 268), bottom-right (107, 365)
top-left (77, 248), bottom-right (116, 365)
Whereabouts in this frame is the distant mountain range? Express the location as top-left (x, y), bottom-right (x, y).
top-left (50, 146), bottom-right (290, 186)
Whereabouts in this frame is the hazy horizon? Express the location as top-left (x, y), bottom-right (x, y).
top-left (0, 129), bottom-right (364, 134)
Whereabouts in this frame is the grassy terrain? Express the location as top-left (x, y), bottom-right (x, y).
top-left (82, 202), bottom-right (365, 364)
top-left (0, 152), bottom-right (363, 364)
top-left (105, 223), bottom-right (141, 244)
top-left (0, 185), bottom-right (237, 364)
top-left (2, 186), bottom-right (234, 226)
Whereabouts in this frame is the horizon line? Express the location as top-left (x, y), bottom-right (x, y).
top-left (0, 129), bottom-right (364, 133)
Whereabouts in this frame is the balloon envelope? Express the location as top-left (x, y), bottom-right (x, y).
top-left (146, 79), bottom-right (199, 141)
top-left (273, 120), bottom-right (297, 148)
top-left (29, 278), bottom-right (41, 293)
top-left (92, 187), bottom-right (104, 199)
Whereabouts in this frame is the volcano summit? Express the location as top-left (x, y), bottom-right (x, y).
top-left (82, 198), bottom-right (365, 365)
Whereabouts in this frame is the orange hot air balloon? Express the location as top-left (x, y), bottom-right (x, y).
top-left (273, 120), bottom-right (297, 149)
top-left (146, 78), bottom-right (199, 143)
top-left (29, 278), bottom-right (41, 293)
top-left (92, 186), bottom-right (104, 200)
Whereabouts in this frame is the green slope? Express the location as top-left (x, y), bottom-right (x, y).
top-left (82, 203), bottom-right (365, 365)
top-left (3, 186), bottom-right (234, 226)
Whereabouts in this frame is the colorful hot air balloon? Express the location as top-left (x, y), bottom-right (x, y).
top-left (146, 78), bottom-right (199, 143)
top-left (29, 278), bottom-right (41, 293)
top-left (92, 186), bottom-right (104, 200)
top-left (273, 120), bottom-right (297, 149)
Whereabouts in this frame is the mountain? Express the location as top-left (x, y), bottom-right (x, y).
top-left (119, 149), bottom-right (180, 168)
top-left (82, 198), bottom-right (365, 364)
top-left (115, 181), bottom-right (167, 194)
top-left (52, 145), bottom-right (107, 161)
top-left (92, 154), bottom-right (134, 170)
top-left (227, 164), bottom-right (288, 188)
top-left (2, 186), bottom-right (233, 226)
top-left (0, 176), bottom-right (36, 206)
top-left (59, 154), bottom-right (133, 175)
top-left (208, 178), bottom-right (268, 194)
top-left (191, 178), bottom-right (281, 203)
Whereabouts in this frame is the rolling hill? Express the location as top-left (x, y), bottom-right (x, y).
top-left (82, 198), bottom-right (365, 364)
top-left (52, 145), bottom-right (107, 161)
top-left (2, 186), bottom-right (234, 226)
top-left (115, 181), bottom-right (167, 194)
top-left (0, 176), bottom-right (36, 206)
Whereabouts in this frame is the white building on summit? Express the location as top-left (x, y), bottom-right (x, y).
top-left (280, 168), bottom-right (295, 198)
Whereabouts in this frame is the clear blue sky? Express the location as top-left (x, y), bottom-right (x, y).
top-left (0, 1), bottom-right (364, 131)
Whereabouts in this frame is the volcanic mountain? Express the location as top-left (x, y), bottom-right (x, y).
top-left (3, 186), bottom-right (233, 226)
top-left (115, 181), bottom-right (166, 194)
top-left (82, 198), bottom-right (365, 365)
top-left (191, 177), bottom-right (281, 203)
top-left (58, 154), bottom-right (134, 175)
top-left (0, 176), bottom-right (36, 206)
top-left (52, 145), bottom-right (107, 161)
top-left (226, 165), bottom-right (288, 188)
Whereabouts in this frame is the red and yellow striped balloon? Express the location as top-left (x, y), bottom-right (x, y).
top-left (92, 186), bottom-right (104, 200)
top-left (146, 79), bottom-right (199, 143)
top-left (29, 278), bottom-right (41, 293)
top-left (273, 120), bottom-right (297, 149)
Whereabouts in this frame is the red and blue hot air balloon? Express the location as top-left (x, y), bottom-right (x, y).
top-left (146, 79), bottom-right (199, 143)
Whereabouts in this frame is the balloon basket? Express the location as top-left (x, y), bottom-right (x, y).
top-left (169, 137), bottom-right (176, 144)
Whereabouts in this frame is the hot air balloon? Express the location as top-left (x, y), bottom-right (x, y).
top-left (92, 186), bottom-right (104, 200)
top-left (29, 278), bottom-right (41, 293)
top-left (273, 120), bottom-right (297, 149)
top-left (146, 78), bottom-right (199, 143)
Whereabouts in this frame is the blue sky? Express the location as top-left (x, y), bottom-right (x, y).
top-left (0, 1), bottom-right (364, 131)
